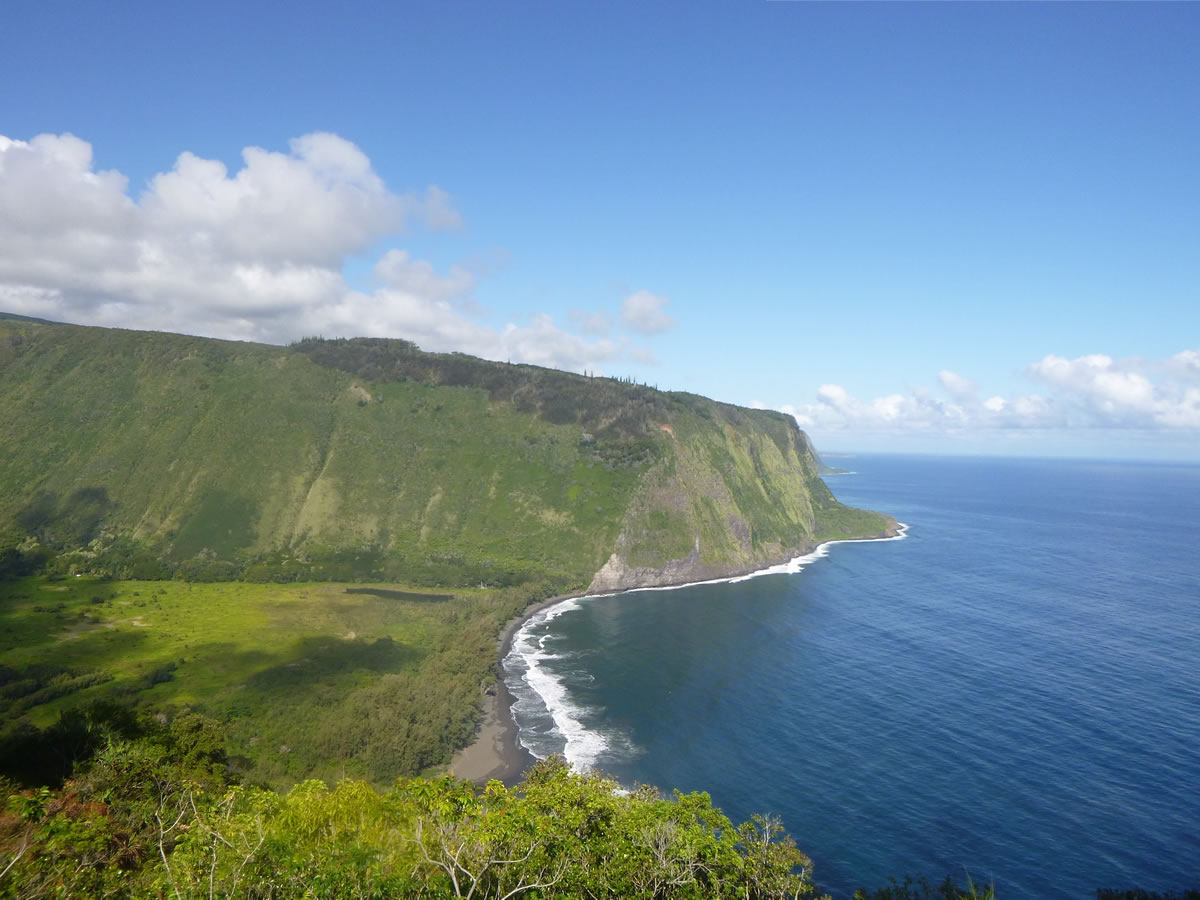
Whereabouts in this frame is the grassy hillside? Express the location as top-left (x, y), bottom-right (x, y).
top-left (0, 321), bottom-right (891, 591)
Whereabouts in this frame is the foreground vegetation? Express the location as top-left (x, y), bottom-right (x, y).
top-left (1, 707), bottom-right (823, 899)
top-left (1, 575), bottom-right (554, 788)
top-left (6, 715), bottom-right (1186, 898)
top-left (0, 575), bottom-right (995, 898)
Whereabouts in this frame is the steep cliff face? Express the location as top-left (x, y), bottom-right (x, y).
top-left (0, 321), bottom-right (891, 587)
top-left (586, 404), bottom-right (894, 592)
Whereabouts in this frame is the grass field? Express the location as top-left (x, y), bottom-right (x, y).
top-left (0, 575), bottom-right (538, 787)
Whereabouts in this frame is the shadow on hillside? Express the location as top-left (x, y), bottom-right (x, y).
top-left (191, 641), bottom-right (273, 672)
top-left (343, 587), bottom-right (452, 603)
top-left (242, 634), bottom-right (424, 695)
top-left (0, 627), bottom-right (151, 724)
top-left (45, 623), bottom-right (151, 669)
top-left (0, 580), bottom-right (123, 652)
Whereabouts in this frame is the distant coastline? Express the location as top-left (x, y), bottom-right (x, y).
top-left (450, 521), bottom-right (909, 785)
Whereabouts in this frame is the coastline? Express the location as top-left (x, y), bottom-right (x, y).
top-left (448, 591), bottom-right (572, 785)
top-left (449, 521), bottom-right (907, 786)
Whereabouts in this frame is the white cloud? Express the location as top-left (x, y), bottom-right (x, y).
top-left (784, 384), bottom-right (969, 433)
top-left (1156, 387), bottom-right (1200, 428)
top-left (141, 133), bottom-right (402, 268)
top-left (306, 292), bottom-right (623, 372)
top-left (620, 290), bottom-right (676, 335)
top-left (373, 249), bottom-right (474, 301)
top-left (778, 351), bottom-right (1200, 438)
top-left (937, 369), bottom-right (977, 399)
top-left (1009, 393), bottom-right (1052, 423)
top-left (983, 396), bottom-right (1007, 413)
top-left (0, 131), bottom-right (419, 332)
top-left (0, 131), bottom-right (658, 372)
top-left (1026, 353), bottom-right (1158, 424)
top-left (496, 314), bottom-right (622, 370)
top-left (817, 383), bottom-right (851, 408)
top-left (1166, 348), bottom-right (1200, 380)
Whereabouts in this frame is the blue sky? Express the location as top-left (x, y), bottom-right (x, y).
top-left (2, 1), bottom-right (1198, 459)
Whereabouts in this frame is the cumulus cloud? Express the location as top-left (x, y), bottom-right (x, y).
top-left (373, 249), bottom-right (474, 302)
top-left (1166, 349), bottom-right (1200, 380)
top-left (779, 350), bottom-right (1200, 437)
top-left (1156, 388), bottom-right (1200, 428)
top-left (0, 131), bottom-right (656, 372)
top-left (785, 384), bottom-right (970, 432)
top-left (1022, 353), bottom-right (1183, 426)
top-left (141, 133), bottom-right (403, 268)
top-left (937, 369), bottom-right (977, 399)
top-left (0, 131), bottom-right (421, 334)
top-left (620, 290), bottom-right (676, 335)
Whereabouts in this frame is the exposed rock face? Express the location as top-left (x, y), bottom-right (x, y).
top-left (587, 539), bottom-right (704, 593)
top-left (585, 547), bottom-right (811, 595)
top-left (586, 542), bottom-right (809, 594)
top-left (587, 516), bottom-right (903, 594)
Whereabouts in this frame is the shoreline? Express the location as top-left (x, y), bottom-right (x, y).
top-left (449, 521), bottom-right (908, 786)
top-left (448, 591), bottom-right (572, 785)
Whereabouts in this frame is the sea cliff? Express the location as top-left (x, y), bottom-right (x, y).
top-left (0, 319), bottom-right (891, 588)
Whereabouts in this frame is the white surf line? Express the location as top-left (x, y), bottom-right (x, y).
top-left (504, 598), bottom-right (611, 769)
top-left (585, 521), bottom-right (911, 598)
top-left (505, 522), bottom-right (910, 767)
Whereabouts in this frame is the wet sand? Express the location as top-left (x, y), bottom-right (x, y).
top-left (447, 673), bottom-right (537, 784)
top-left (449, 592), bottom-right (574, 785)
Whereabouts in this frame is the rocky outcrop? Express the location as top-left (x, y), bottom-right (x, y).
top-left (587, 539), bottom-right (703, 593)
top-left (586, 542), bottom-right (810, 594)
top-left (586, 516), bottom-right (903, 595)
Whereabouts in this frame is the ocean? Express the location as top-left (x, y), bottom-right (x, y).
top-left (503, 454), bottom-right (1200, 897)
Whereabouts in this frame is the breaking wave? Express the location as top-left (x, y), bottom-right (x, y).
top-left (502, 524), bottom-right (909, 771)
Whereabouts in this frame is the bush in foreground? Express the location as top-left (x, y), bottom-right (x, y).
top-left (1, 729), bottom-right (820, 899)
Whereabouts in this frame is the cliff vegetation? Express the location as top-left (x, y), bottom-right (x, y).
top-left (0, 320), bottom-right (893, 592)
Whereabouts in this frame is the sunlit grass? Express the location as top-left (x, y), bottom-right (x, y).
top-left (1, 575), bottom-right (528, 786)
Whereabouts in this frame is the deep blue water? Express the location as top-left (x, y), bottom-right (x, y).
top-left (504, 455), bottom-right (1200, 898)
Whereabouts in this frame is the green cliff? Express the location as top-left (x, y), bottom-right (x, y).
top-left (0, 318), bottom-right (893, 590)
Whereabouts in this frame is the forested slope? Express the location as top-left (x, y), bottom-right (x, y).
top-left (0, 319), bottom-right (892, 590)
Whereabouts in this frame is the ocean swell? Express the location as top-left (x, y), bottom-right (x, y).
top-left (503, 598), bottom-right (620, 770)
top-left (503, 523), bottom-right (910, 771)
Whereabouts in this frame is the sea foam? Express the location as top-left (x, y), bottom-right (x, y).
top-left (505, 598), bottom-right (617, 770)
top-left (504, 523), bottom-right (909, 771)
